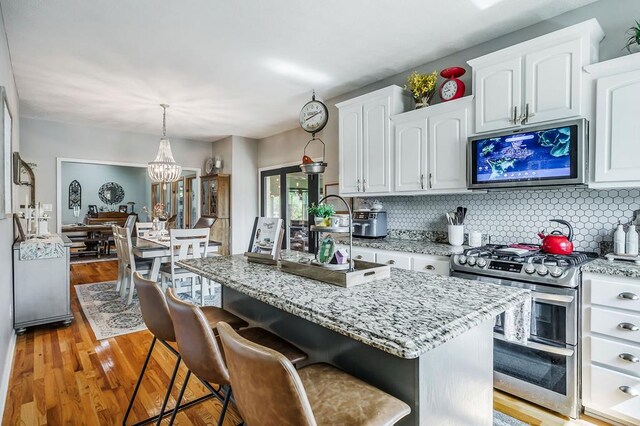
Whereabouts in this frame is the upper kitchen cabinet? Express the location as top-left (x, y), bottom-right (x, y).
top-left (336, 85), bottom-right (413, 196)
top-left (585, 52), bottom-right (640, 188)
top-left (468, 19), bottom-right (604, 134)
top-left (391, 96), bottom-right (473, 194)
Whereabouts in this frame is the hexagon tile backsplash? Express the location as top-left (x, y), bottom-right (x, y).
top-left (364, 188), bottom-right (640, 254)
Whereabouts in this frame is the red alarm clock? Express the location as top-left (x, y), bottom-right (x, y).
top-left (439, 67), bottom-right (466, 102)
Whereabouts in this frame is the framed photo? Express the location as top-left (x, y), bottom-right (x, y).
top-left (248, 217), bottom-right (284, 259)
top-left (88, 205), bottom-right (98, 216)
top-left (118, 205), bottom-right (128, 213)
top-left (1, 87), bottom-right (12, 218)
top-left (324, 183), bottom-right (352, 213)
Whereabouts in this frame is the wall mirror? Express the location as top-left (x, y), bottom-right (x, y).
top-left (98, 182), bottom-right (125, 205)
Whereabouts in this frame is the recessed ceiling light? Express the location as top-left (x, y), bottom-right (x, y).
top-left (470, 0), bottom-right (505, 10)
top-left (265, 59), bottom-right (330, 84)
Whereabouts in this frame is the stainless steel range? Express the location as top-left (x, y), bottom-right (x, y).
top-left (450, 244), bottom-right (597, 418)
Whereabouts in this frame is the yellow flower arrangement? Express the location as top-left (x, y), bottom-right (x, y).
top-left (405, 70), bottom-right (438, 107)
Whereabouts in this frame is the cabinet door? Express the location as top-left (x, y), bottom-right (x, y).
top-left (428, 106), bottom-right (469, 190)
top-left (474, 57), bottom-right (522, 133)
top-left (525, 39), bottom-right (581, 124)
top-left (394, 119), bottom-right (426, 192)
top-left (362, 95), bottom-right (392, 193)
top-left (594, 69), bottom-right (640, 183)
top-left (338, 103), bottom-right (362, 194)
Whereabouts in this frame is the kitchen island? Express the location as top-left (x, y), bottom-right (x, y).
top-left (179, 255), bottom-right (530, 425)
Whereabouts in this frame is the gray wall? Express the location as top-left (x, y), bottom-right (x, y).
top-left (19, 117), bottom-right (213, 230)
top-left (60, 162), bottom-right (148, 223)
top-left (0, 3), bottom-right (20, 420)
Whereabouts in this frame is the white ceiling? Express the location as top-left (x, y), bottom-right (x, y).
top-left (2, 0), bottom-right (596, 141)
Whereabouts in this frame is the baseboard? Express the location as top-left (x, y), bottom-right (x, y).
top-left (0, 331), bottom-right (16, 423)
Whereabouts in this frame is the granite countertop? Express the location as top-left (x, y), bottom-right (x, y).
top-left (336, 236), bottom-right (465, 257)
top-left (582, 257), bottom-right (640, 279)
top-left (178, 255), bottom-right (529, 359)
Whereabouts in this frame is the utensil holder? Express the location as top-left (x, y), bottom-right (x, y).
top-left (448, 225), bottom-right (464, 246)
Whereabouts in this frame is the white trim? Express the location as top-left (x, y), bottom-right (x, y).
top-left (56, 157), bottom-right (201, 232)
top-left (0, 331), bottom-right (16, 425)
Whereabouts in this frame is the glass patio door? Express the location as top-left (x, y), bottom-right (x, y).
top-left (261, 166), bottom-right (321, 252)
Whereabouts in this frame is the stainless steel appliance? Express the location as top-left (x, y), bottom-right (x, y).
top-left (352, 211), bottom-right (387, 238)
top-left (468, 119), bottom-right (588, 190)
top-left (450, 244), bottom-right (597, 418)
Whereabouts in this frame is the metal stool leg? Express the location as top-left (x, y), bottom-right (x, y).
top-left (122, 337), bottom-right (157, 425)
top-left (168, 370), bottom-right (191, 425)
top-left (217, 386), bottom-right (233, 426)
top-left (155, 354), bottom-right (181, 426)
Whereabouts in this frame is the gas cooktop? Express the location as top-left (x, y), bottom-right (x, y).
top-left (450, 244), bottom-right (598, 287)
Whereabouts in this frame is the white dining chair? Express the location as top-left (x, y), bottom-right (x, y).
top-left (159, 228), bottom-right (211, 305)
top-left (136, 222), bottom-right (154, 238)
top-left (111, 224), bottom-right (125, 293)
top-left (114, 225), bottom-right (152, 305)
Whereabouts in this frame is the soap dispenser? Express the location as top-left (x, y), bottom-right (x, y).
top-left (614, 222), bottom-right (626, 255)
top-left (627, 223), bottom-right (639, 256)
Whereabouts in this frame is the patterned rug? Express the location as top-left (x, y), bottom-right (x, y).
top-left (75, 280), bottom-right (221, 340)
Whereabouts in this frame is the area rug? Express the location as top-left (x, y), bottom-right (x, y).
top-left (494, 410), bottom-right (529, 425)
top-left (75, 280), bottom-right (221, 340)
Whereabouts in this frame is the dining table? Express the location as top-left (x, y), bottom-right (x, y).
top-left (132, 236), bottom-right (222, 281)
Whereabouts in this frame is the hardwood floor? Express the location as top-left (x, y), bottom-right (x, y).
top-left (1, 260), bottom-right (607, 425)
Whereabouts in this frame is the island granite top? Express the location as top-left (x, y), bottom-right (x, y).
top-left (582, 257), bottom-right (640, 279)
top-left (336, 236), bottom-right (465, 257)
top-left (178, 255), bottom-right (529, 359)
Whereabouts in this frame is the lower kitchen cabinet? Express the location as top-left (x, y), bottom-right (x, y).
top-left (376, 251), bottom-right (412, 270)
top-left (582, 273), bottom-right (640, 425)
top-left (338, 245), bottom-right (450, 276)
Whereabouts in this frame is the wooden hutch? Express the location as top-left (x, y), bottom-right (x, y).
top-left (201, 174), bottom-right (230, 255)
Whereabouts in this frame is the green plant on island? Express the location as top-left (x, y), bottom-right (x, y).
top-left (624, 19), bottom-right (640, 52)
top-left (308, 202), bottom-right (335, 218)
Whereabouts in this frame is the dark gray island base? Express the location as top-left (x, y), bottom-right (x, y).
top-left (179, 255), bottom-right (529, 425)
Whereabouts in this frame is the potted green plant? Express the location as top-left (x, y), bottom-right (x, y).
top-left (405, 70), bottom-right (438, 109)
top-left (624, 19), bottom-right (640, 52)
top-left (308, 202), bottom-right (335, 227)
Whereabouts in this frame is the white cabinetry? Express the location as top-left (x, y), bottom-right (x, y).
top-left (583, 273), bottom-right (640, 425)
top-left (468, 19), bottom-right (603, 134)
top-left (584, 52), bottom-right (640, 188)
top-left (336, 245), bottom-right (450, 276)
top-left (337, 86), bottom-right (412, 196)
top-left (391, 96), bottom-right (472, 194)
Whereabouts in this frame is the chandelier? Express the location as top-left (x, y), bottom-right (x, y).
top-left (147, 104), bottom-right (182, 186)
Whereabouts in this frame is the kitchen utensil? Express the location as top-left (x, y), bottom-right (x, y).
top-left (538, 219), bottom-right (574, 255)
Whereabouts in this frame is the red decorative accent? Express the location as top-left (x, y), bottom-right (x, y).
top-left (438, 66), bottom-right (467, 102)
top-left (440, 67), bottom-right (466, 79)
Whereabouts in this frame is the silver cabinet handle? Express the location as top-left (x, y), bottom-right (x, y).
top-left (356, 179), bottom-right (360, 192)
top-left (362, 179), bottom-right (366, 192)
top-left (618, 322), bottom-right (639, 331)
top-left (428, 173), bottom-right (433, 189)
top-left (387, 260), bottom-right (396, 265)
top-left (619, 292), bottom-right (639, 300)
top-left (619, 386), bottom-right (640, 397)
top-left (512, 106), bottom-right (518, 124)
top-left (619, 353), bottom-right (640, 363)
top-left (424, 265), bottom-right (435, 271)
top-left (420, 174), bottom-right (425, 189)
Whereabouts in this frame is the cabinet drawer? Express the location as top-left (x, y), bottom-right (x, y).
top-left (589, 275), bottom-right (640, 313)
top-left (412, 255), bottom-right (450, 276)
top-left (589, 365), bottom-right (640, 422)
top-left (591, 307), bottom-right (640, 344)
top-left (351, 248), bottom-right (376, 263)
top-left (591, 336), bottom-right (640, 377)
top-left (376, 252), bottom-right (412, 270)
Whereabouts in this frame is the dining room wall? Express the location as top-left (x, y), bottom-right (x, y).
top-left (19, 117), bottom-right (212, 231)
top-left (0, 3), bottom-right (21, 421)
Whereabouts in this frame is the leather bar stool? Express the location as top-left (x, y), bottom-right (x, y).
top-left (217, 322), bottom-right (411, 426)
top-left (165, 288), bottom-right (307, 426)
top-left (123, 273), bottom-right (248, 426)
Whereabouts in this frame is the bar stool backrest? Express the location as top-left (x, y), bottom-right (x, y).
top-left (133, 272), bottom-right (175, 342)
top-left (193, 217), bottom-right (215, 229)
top-left (165, 288), bottom-right (230, 386)
top-left (217, 322), bottom-right (317, 426)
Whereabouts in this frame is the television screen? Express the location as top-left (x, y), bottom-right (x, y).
top-left (471, 125), bottom-right (578, 184)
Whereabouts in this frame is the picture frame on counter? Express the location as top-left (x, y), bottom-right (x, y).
top-left (245, 217), bottom-right (284, 263)
top-left (324, 183), bottom-right (352, 214)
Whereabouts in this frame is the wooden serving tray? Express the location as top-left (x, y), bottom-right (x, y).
top-left (280, 259), bottom-right (390, 288)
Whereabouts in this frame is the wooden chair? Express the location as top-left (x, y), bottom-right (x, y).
top-left (165, 215), bottom-right (177, 230)
top-left (135, 222), bottom-right (154, 238)
top-left (217, 322), bottom-right (411, 426)
top-left (193, 217), bottom-right (215, 229)
top-left (113, 226), bottom-right (151, 305)
top-left (159, 228), bottom-right (210, 304)
top-left (111, 224), bottom-right (125, 293)
top-left (124, 214), bottom-right (137, 233)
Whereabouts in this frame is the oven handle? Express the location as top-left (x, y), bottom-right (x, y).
top-left (494, 333), bottom-right (575, 357)
top-left (531, 292), bottom-right (574, 306)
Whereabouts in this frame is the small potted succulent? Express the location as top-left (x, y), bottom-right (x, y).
top-left (405, 70), bottom-right (438, 109)
top-left (624, 19), bottom-right (640, 52)
top-left (308, 202), bottom-right (335, 227)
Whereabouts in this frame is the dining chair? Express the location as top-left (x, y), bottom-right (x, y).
top-left (114, 225), bottom-right (151, 305)
top-left (193, 217), bottom-right (215, 229)
top-left (136, 222), bottom-right (154, 238)
top-left (111, 224), bottom-right (125, 293)
top-left (165, 289), bottom-right (307, 426)
top-left (159, 228), bottom-right (210, 304)
top-left (166, 215), bottom-right (177, 230)
top-left (124, 214), bottom-right (137, 233)
top-left (217, 322), bottom-right (411, 426)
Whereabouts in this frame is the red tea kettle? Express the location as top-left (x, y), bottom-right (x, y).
top-left (538, 219), bottom-right (574, 255)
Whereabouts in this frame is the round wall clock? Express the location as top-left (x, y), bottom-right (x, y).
top-left (299, 91), bottom-right (328, 135)
top-left (439, 67), bottom-right (466, 102)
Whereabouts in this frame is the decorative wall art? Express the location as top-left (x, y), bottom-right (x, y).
top-left (98, 182), bottom-right (125, 205)
top-left (68, 179), bottom-right (81, 209)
